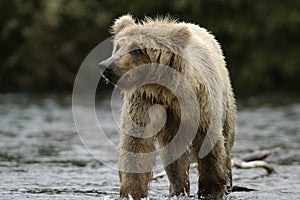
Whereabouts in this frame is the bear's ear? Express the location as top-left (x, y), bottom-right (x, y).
top-left (110, 14), bottom-right (136, 35)
top-left (171, 25), bottom-right (191, 49)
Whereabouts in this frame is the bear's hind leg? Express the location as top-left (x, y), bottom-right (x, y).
top-left (193, 136), bottom-right (229, 199)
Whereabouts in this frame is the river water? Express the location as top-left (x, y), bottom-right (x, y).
top-left (0, 94), bottom-right (299, 199)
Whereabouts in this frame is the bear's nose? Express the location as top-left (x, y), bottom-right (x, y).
top-left (98, 62), bottom-right (110, 77)
top-left (98, 57), bottom-right (114, 77)
top-left (103, 67), bottom-right (113, 78)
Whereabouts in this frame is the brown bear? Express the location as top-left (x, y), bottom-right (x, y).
top-left (99, 14), bottom-right (236, 199)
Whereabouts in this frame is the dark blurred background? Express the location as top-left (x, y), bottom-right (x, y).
top-left (0, 0), bottom-right (299, 96)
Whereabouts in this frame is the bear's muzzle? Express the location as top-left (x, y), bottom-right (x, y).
top-left (98, 57), bottom-right (120, 84)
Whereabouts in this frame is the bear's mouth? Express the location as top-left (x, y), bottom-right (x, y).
top-left (101, 74), bottom-right (117, 86)
top-left (99, 57), bottom-right (120, 87)
top-left (102, 67), bottom-right (120, 84)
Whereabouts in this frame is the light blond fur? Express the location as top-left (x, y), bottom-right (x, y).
top-left (105, 14), bottom-right (236, 199)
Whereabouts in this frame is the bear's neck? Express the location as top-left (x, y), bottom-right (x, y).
top-left (125, 86), bottom-right (180, 116)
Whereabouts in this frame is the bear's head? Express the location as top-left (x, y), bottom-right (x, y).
top-left (99, 14), bottom-right (191, 90)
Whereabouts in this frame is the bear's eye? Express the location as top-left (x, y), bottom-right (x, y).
top-left (129, 45), bottom-right (144, 58)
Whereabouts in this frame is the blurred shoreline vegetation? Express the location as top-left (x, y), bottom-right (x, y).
top-left (0, 0), bottom-right (299, 95)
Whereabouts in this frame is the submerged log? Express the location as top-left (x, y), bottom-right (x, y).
top-left (231, 159), bottom-right (274, 174)
top-left (231, 186), bottom-right (257, 192)
top-left (231, 147), bottom-right (280, 174)
top-left (239, 147), bottom-right (281, 162)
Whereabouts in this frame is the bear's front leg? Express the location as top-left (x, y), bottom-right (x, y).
top-left (119, 172), bottom-right (152, 199)
top-left (157, 133), bottom-right (190, 197)
top-left (162, 153), bottom-right (190, 197)
top-left (118, 135), bottom-right (155, 199)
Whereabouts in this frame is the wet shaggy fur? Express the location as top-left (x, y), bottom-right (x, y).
top-left (99, 14), bottom-right (236, 199)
